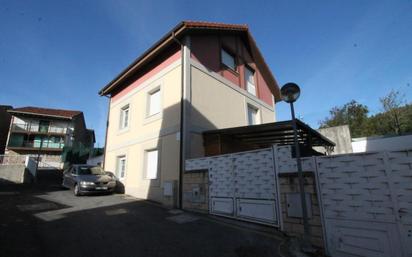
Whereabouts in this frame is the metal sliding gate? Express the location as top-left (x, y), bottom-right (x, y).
top-left (208, 148), bottom-right (281, 226)
top-left (316, 151), bottom-right (412, 257)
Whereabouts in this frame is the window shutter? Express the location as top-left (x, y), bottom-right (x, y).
top-left (245, 67), bottom-right (256, 96)
top-left (146, 150), bottom-right (158, 179)
top-left (148, 89), bottom-right (161, 116)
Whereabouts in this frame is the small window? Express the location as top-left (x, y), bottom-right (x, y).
top-left (221, 48), bottom-right (236, 70)
top-left (116, 156), bottom-right (126, 179)
top-left (147, 88), bottom-right (161, 117)
top-left (119, 105), bottom-right (129, 129)
top-left (245, 66), bottom-right (256, 96)
top-left (247, 105), bottom-right (259, 125)
top-left (145, 149), bottom-right (158, 179)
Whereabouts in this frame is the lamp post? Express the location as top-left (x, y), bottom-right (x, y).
top-left (280, 82), bottom-right (312, 251)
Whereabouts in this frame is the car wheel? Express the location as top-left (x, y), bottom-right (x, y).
top-left (74, 184), bottom-right (81, 196)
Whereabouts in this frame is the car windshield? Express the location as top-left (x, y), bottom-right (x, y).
top-left (78, 166), bottom-right (105, 175)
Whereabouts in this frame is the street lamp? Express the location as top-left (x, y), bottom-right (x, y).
top-left (280, 82), bottom-right (312, 251)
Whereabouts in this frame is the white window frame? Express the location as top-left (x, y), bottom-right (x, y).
top-left (221, 48), bottom-right (236, 71)
top-left (144, 148), bottom-right (159, 180)
top-left (119, 104), bottom-right (130, 130)
top-left (116, 155), bottom-right (127, 180)
top-left (245, 66), bottom-right (256, 96)
top-left (147, 87), bottom-right (161, 117)
top-left (247, 104), bottom-right (260, 125)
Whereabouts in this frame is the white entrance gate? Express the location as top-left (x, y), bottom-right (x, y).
top-left (208, 148), bottom-right (281, 226)
top-left (316, 150), bottom-right (412, 257)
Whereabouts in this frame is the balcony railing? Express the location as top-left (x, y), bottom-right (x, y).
top-left (8, 140), bottom-right (65, 150)
top-left (11, 123), bottom-right (68, 134)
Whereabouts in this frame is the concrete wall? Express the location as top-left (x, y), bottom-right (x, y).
top-left (317, 125), bottom-right (352, 154)
top-left (0, 164), bottom-right (28, 183)
top-left (352, 134), bottom-right (412, 152)
top-left (104, 51), bottom-right (182, 206)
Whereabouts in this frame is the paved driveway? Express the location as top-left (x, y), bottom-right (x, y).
top-left (0, 183), bottom-right (287, 257)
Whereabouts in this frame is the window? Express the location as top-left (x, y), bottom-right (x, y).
top-left (247, 105), bottom-right (259, 125)
top-left (221, 48), bottom-right (236, 70)
top-left (119, 105), bottom-right (129, 129)
top-left (116, 156), bottom-right (126, 179)
top-left (145, 149), bottom-right (158, 179)
top-left (147, 88), bottom-right (161, 117)
top-left (245, 66), bottom-right (256, 96)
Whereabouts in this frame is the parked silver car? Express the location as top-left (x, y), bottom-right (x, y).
top-left (62, 165), bottom-right (117, 196)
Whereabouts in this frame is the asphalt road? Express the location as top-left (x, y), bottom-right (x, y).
top-left (0, 182), bottom-right (287, 257)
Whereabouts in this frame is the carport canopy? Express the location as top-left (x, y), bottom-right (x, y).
top-left (202, 119), bottom-right (335, 156)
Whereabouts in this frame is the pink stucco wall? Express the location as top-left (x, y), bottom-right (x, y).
top-left (190, 34), bottom-right (274, 106)
top-left (111, 49), bottom-right (181, 102)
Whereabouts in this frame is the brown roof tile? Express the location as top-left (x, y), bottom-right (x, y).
top-left (182, 21), bottom-right (248, 31)
top-left (8, 106), bottom-right (82, 119)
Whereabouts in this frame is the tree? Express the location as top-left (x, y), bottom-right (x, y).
top-left (379, 90), bottom-right (405, 135)
top-left (319, 100), bottom-right (369, 137)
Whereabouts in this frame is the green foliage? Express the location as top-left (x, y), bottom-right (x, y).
top-left (319, 91), bottom-right (412, 137)
top-left (61, 142), bottom-right (93, 167)
top-left (319, 100), bottom-right (369, 137)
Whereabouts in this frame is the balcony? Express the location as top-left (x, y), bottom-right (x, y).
top-left (8, 136), bottom-right (65, 152)
top-left (11, 123), bottom-right (68, 135)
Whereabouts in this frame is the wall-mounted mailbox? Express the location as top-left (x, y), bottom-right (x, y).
top-left (286, 192), bottom-right (312, 218)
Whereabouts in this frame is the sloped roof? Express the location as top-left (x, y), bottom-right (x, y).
top-left (8, 106), bottom-right (82, 119)
top-left (99, 21), bottom-right (281, 101)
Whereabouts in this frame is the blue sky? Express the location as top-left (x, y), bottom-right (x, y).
top-left (1, 0), bottom-right (411, 146)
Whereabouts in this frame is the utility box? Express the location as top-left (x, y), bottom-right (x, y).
top-left (163, 181), bottom-right (174, 197)
top-left (286, 192), bottom-right (312, 218)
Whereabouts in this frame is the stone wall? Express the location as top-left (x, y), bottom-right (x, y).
top-left (279, 172), bottom-right (324, 248)
top-left (182, 170), bottom-right (208, 213)
top-left (0, 164), bottom-right (29, 183)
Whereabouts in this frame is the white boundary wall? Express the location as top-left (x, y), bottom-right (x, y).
top-left (352, 134), bottom-right (412, 153)
top-left (186, 145), bottom-right (412, 257)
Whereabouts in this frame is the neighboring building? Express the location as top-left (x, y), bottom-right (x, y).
top-left (5, 106), bottom-right (94, 168)
top-left (0, 105), bottom-right (13, 155)
top-left (317, 125), bottom-right (353, 154)
top-left (87, 155), bottom-right (103, 166)
top-left (352, 134), bottom-right (412, 152)
top-left (99, 21), bottom-right (281, 206)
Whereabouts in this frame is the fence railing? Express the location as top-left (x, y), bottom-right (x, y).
top-left (8, 140), bottom-right (65, 149)
top-left (11, 123), bottom-right (68, 134)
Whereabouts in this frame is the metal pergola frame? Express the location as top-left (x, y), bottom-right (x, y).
top-left (203, 119), bottom-right (335, 149)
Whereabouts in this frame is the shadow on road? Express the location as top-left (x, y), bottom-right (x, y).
top-left (0, 180), bottom-right (284, 257)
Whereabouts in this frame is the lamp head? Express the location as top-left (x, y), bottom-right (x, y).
top-left (280, 82), bottom-right (301, 103)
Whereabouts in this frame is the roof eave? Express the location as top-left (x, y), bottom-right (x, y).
top-left (99, 21), bottom-right (281, 101)
top-left (7, 110), bottom-right (76, 120)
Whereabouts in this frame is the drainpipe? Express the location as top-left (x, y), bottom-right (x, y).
top-left (102, 95), bottom-right (111, 170)
top-left (172, 32), bottom-right (185, 209)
